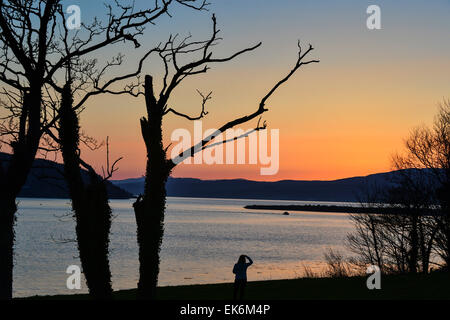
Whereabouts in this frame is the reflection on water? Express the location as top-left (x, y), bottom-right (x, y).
top-left (13, 197), bottom-right (356, 297)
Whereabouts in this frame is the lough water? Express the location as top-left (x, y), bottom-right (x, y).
top-left (13, 197), bottom-right (356, 297)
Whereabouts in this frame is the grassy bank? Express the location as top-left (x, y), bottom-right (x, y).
top-left (22, 272), bottom-right (450, 300)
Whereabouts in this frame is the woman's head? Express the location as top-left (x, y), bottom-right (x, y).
top-left (238, 255), bottom-right (246, 264)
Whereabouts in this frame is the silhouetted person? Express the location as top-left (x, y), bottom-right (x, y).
top-left (232, 255), bottom-right (253, 300)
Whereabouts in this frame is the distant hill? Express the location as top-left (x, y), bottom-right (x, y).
top-left (112, 171), bottom-right (403, 202)
top-left (0, 153), bottom-right (132, 199)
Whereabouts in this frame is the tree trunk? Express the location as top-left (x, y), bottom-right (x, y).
top-left (133, 168), bottom-right (169, 299)
top-left (74, 175), bottom-right (113, 299)
top-left (59, 83), bottom-right (113, 299)
top-left (134, 75), bottom-right (171, 299)
top-left (438, 215), bottom-right (450, 268)
top-left (408, 214), bottom-right (419, 273)
top-left (0, 88), bottom-right (42, 299)
top-left (440, 183), bottom-right (450, 269)
top-left (369, 216), bottom-right (383, 270)
top-left (0, 196), bottom-right (16, 299)
top-left (0, 153), bottom-right (38, 299)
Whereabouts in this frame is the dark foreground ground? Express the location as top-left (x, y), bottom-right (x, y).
top-left (21, 272), bottom-right (450, 300)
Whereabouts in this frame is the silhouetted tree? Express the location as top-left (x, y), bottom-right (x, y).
top-left (0, 0), bottom-right (60, 300)
top-left (52, 42), bottom-right (158, 298)
top-left (385, 169), bottom-right (438, 273)
top-left (348, 101), bottom-right (450, 273)
top-left (348, 190), bottom-right (436, 274)
top-left (393, 101), bottom-right (450, 269)
top-left (347, 185), bottom-right (386, 271)
top-left (132, 15), bottom-right (319, 299)
top-left (0, 0), bottom-right (206, 299)
top-left (57, 80), bottom-right (117, 299)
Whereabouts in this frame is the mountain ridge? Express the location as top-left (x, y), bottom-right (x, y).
top-left (112, 170), bottom-right (401, 202)
top-left (0, 152), bottom-right (132, 199)
top-left (1, 151), bottom-right (432, 202)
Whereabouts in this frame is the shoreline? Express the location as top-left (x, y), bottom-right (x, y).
top-left (244, 204), bottom-right (438, 215)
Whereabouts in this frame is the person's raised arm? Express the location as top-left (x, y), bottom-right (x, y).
top-left (245, 255), bottom-right (253, 266)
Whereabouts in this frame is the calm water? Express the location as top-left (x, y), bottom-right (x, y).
top-left (13, 197), bottom-right (356, 297)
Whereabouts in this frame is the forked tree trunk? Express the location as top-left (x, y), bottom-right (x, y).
top-left (0, 88), bottom-right (42, 300)
top-left (134, 76), bottom-right (171, 299)
top-left (59, 83), bottom-right (113, 299)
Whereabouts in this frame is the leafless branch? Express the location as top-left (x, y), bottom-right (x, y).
top-left (101, 136), bottom-right (123, 181)
top-left (164, 90), bottom-right (211, 120)
top-left (169, 40), bottom-right (319, 167)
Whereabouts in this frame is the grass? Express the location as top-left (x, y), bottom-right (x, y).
top-left (21, 272), bottom-right (450, 300)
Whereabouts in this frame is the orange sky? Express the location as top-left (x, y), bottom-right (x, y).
top-left (54, 1), bottom-right (450, 181)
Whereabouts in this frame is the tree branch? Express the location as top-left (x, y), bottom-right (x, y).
top-left (169, 41), bottom-right (319, 168)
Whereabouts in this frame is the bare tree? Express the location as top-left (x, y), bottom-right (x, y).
top-left (348, 202), bottom-right (437, 274)
top-left (131, 15), bottom-right (319, 299)
top-left (0, 0), bottom-right (207, 299)
top-left (393, 101), bottom-right (450, 268)
top-left (0, 0), bottom-right (60, 300)
top-left (348, 168), bottom-right (440, 274)
top-left (50, 35), bottom-right (167, 299)
top-left (56, 78), bottom-right (118, 299)
top-left (347, 101), bottom-right (450, 274)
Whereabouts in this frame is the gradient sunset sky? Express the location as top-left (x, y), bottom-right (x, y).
top-left (70, 0), bottom-right (450, 181)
